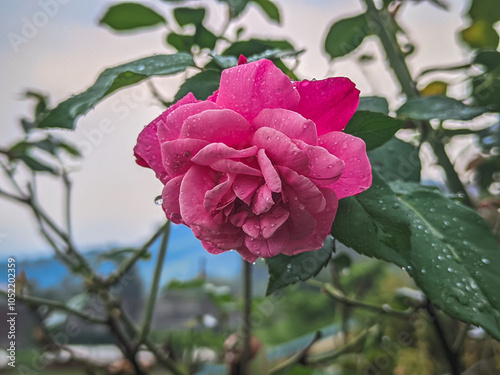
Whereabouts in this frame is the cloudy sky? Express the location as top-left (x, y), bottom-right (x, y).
top-left (0, 0), bottom-right (470, 258)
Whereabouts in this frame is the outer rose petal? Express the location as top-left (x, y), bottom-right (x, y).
top-left (236, 247), bottom-right (259, 263)
top-left (244, 225), bottom-right (289, 258)
top-left (180, 109), bottom-right (253, 148)
top-left (216, 59), bottom-right (300, 122)
top-left (162, 175), bottom-right (184, 224)
top-left (253, 108), bottom-right (318, 145)
top-left (295, 78), bottom-right (359, 135)
top-left (161, 138), bottom-right (209, 177)
top-left (281, 187), bottom-right (338, 256)
top-left (134, 93), bottom-right (198, 182)
top-left (319, 132), bottom-right (372, 199)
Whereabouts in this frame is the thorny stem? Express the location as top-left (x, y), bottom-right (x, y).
top-left (241, 259), bottom-right (253, 374)
top-left (363, 0), bottom-right (474, 207)
top-left (137, 221), bottom-right (171, 347)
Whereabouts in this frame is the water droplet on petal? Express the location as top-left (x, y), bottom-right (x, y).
top-left (154, 195), bottom-right (163, 206)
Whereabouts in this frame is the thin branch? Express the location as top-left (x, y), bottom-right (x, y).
top-left (0, 188), bottom-right (27, 204)
top-left (321, 283), bottom-right (413, 319)
top-left (452, 322), bottom-right (470, 353)
top-left (269, 331), bottom-right (322, 374)
top-left (136, 221), bottom-right (171, 346)
top-left (62, 171), bottom-right (73, 236)
top-left (105, 221), bottom-right (170, 286)
top-left (0, 289), bottom-right (106, 324)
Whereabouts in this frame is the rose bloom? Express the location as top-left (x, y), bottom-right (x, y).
top-left (135, 58), bottom-right (371, 262)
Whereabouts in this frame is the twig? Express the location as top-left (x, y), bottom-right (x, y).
top-left (136, 221), bottom-right (171, 347)
top-left (62, 171), bottom-right (73, 236)
top-left (452, 322), bottom-right (470, 353)
top-left (0, 289), bottom-right (107, 324)
top-left (105, 221), bottom-right (170, 286)
top-left (322, 283), bottom-right (413, 319)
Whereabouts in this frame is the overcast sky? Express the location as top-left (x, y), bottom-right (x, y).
top-left (0, 0), bottom-right (470, 258)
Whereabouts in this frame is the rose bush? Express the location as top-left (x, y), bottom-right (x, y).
top-left (135, 58), bottom-right (371, 262)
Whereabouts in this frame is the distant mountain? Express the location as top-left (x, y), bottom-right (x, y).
top-left (0, 224), bottom-right (248, 291)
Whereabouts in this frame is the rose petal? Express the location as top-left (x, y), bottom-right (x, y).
top-left (277, 166), bottom-right (326, 213)
top-left (179, 165), bottom-right (219, 230)
top-left (244, 225), bottom-right (289, 258)
top-left (210, 159), bottom-right (262, 176)
top-left (253, 108), bottom-right (318, 145)
top-left (216, 59), bottom-right (300, 122)
top-left (161, 138), bottom-right (209, 177)
top-left (260, 205), bottom-right (290, 239)
top-left (236, 246), bottom-right (259, 263)
top-left (295, 78), bottom-right (359, 135)
top-left (192, 143), bottom-right (258, 165)
top-left (319, 132), bottom-right (372, 199)
top-left (281, 187), bottom-right (338, 256)
top-left (257, 149), bottom-right (281, 193)
top-left (204, 174), bottom-right (236, 213)
top-left (134, 93), bottom-right (198, 182)
top-left (180, 109), bottom-right (253, 148)
top-left (294, 139), bottom-right (344, 186)
top-left (233, 175), bottom-right (262, 205)
top-left (159, 101), bottom-right (219, 142)
top-left (252, 184), bottom-right (274, 215)
top-left (252, 127), bottom-right (309, 174)
top-left (162, 175), bottom-right (184, 224)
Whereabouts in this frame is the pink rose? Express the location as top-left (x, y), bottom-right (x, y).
top-left (134, 59), bottom-right (371, 262)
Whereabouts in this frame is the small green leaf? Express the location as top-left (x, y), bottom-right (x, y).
top-left (265, 237), bottom-right (334, 295)
top-left (345, 111), bottom-right (404, 151)
top-left (357, 96), bottom-right (389, 115)
top-left (324, 14), bottom-right (371, 59)
top-left (174, 70), bottom-right (221, 102)
top-left (210, 53), bottom-right (239, 70)
top-left (173, 7), bottom-right (205, 26)
top-left (368, 137), bottom-right (421, 182)
top-left (397, 96), bottom-right (488, 121)
top-left (194, 25), bottom-right (217, 49)
top-left (251, 0), bottom-right (281, 24)
top-left (474, 50), bottom-right (500, 71)
top-left (100, 3), bottom-right (166, 31)
top-left (218, 0), bottom-right (250, 17)
top-left (331, 170), bottom-right (411, 268)
top-left (18, 155), bottom-right (58, 174)
top-left (222, 39), bottom-right (295, 57)
top-left (166, 33), bottom-right (195, 52)
top-left (38, 53), bottom-right (195, 129)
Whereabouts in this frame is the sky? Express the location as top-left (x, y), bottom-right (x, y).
top-left (0, 0), bottom-right (471, 258)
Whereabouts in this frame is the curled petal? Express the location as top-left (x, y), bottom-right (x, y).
top-left (253, 108), bottom-right (318, 145)
top-left (319, 132), bottom-right (372, 199)
top-left (295, 78), bottom-right (359, 135)
top-left (233, 175), bottom-right (262, 205)
top-left (216, 59), bottom-right (300, 122)
top-left (277, 166), bottom-right (326, 213)
top-left (180, 109), bottom-right (253, 148)
top-left (244, 225), bottom-right (289, 258)
top-left (204, 174), bottom-right (236, 213)
top-left (257, 149), bottom-right (281, 193)
top-left (260, 205), bottom-right (290, 239)
top-left (192, 143), bottom-right (258, 165)
top-left (294, 139), bottom-right (344, 186)
top-left (252, 127), bottom-right (309, 174)
top-left (162, 175), bottom-right (184, 224)
top-left (210, 159), bottom-right (262, 176)
top-left (252, 184), bottom-right (274, 215)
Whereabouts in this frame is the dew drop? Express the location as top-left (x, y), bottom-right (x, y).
top-left (154, 195), bottom-right (163, 206)
top-left (137, 64), bottom-right (145, 71)
top-left (481, 258), bottom-right (490, 264)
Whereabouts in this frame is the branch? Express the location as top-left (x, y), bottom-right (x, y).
top-left (269, 331), bottom-right (322, 374)
top-left (241, 259), bottom-right (253, 374)
top-left (136, 221), bottom-right (171, 346)
top-left (0, 289), bottom-right (106, 324)
top-left (322, 283), bottom-right (413, 319)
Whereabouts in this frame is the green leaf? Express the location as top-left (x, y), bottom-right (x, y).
top-left (251, 0), bottom-right (281, 24)
top-left (222, 39), bottom-right (295, 57)
top-left (218, 0), bottom-right (250, 18)
top-left (397, 96), bottom-right (488, 121)
top-left (18, 155), bottom-right (58, 174)
top-left (266, 237), bottom-right (334, 295)
top-left (474, 50), bottom-right (500, 71)
top-left (24, 90), bottom-right (48, 118)
top-left (194, 25), bottom-right (217, 49)
top-left (167, 278), bottom-right (205, 290)
top-left (166, 33), bottom-right (194, 52)
top-left (461, 20), bottom-right (499, 50)
top-left (345, 111), bottom-right (404, 151)
top-left (99, 3), bottom-right (166, 31)
top-left (390, 181), bottom-right (500, 340)
top-left (331, 170), bottom-right (412, 268)
top-left (210, 53), bottom-right (239, 70)
top-left (38, 53), bottom-right (195, 129)
top-left (368, 137), bottom-right (421, 182)
top-left (324, 14), bottom-right (371, 60)
top-left (173, 7), bottom-right (205, 26)
top-left (174, 70), bottom-right (221, 102)
top-left (357, 96), bottom-right (389, 115)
